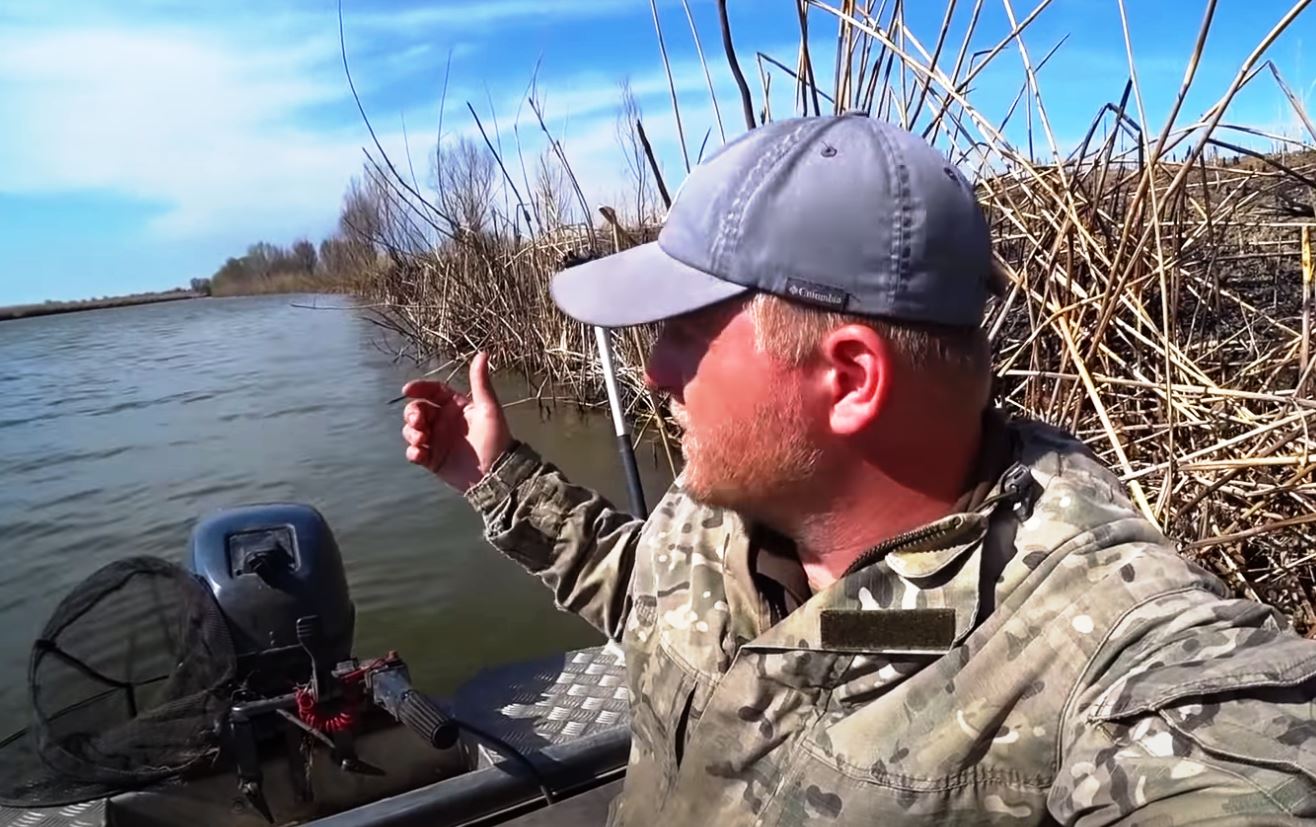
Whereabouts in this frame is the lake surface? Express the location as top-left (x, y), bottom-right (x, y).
top-left (0, 294), bottom-right (674, 732)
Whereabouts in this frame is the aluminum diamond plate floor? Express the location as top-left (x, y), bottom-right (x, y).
top-left (0, 645), bottom-right (630, 827)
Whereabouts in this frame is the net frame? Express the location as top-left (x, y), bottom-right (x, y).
top-left (0, 556), bottom-right (237, 807)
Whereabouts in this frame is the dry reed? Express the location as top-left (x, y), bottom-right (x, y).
top-left (352, 1), bottom-right (1316, 631)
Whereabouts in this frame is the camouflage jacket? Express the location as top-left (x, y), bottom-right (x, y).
top-left (464, 417), bottom-right (1316, 825)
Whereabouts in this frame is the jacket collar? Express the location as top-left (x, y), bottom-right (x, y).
top-left (733, 460), bottom-right (1039, 657)
top-left (739, 510), bottom-right (990, 656)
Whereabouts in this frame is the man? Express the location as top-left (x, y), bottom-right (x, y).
top-left (401, 113), bottom-right (1316, 825)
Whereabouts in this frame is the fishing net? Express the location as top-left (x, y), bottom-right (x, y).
top-left (0, 556), bottom-right (236, 807)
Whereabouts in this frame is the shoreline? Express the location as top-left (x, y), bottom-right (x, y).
top-left (0, 290), bottom-right (203, 322)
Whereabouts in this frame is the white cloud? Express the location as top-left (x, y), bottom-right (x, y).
top-left (0, 21), bottom-right (362, 241)
top-left (0, 1), bottom-right (741, 253)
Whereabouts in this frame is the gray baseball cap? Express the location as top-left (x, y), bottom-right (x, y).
top-left (550, 111), bottom-right (997, 328)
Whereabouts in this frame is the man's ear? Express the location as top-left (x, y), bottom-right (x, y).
top-left (820, 324), bottom-right (892, 436)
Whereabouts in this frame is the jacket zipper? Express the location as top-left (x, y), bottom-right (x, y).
top-left (840, 462), bottom-right (1036, 578)
top-left (840, 518), bottom-right (968, 578)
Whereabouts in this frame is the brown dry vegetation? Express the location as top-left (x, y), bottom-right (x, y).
top-left (349, 1), bottom-right (1316, 631)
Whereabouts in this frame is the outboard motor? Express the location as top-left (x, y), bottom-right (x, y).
top-left (190, 503), bottom-right (355, 694)
top-left (187, 504), bottom-right (459, 821)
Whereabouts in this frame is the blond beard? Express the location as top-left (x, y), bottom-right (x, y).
top-left (675, 393), bottom-right (822, 517)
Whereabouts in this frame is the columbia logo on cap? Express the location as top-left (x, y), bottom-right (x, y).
top-left (786, 278), bottom-right (850, 310)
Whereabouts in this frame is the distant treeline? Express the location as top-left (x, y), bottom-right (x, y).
top-left (0, 288), bottom-right (199, 322)
top-left (197, 184), bottom-right (381, 297)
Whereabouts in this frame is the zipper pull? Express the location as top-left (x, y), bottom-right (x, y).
top-left (997, 463), bottom-right (1037, 521)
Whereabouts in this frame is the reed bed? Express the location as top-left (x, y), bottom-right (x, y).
top-left (354, 0), bottom-right (1316, 630)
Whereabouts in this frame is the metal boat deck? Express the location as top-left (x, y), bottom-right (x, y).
top-left (1, 645), bottom-right (631, 827)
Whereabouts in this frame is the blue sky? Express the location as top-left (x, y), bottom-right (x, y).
top-left (0, 0), bottom-right (1311, 306)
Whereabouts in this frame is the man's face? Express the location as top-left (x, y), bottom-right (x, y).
top-left (644, 298), bottom-right (822, 518)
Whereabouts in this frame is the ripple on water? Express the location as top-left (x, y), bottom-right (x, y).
top-left (87, 389), bottom-right (218, 417)
top-left (163, 476), bottom-right (252, 504)
top-left (100, 482), bottom-right (153, 508)
top-left (30, 486), bottom-right (108, 511)
top-left (2, 518), bottom-right (58, 546)
top-left (6, 444), bottom-right (134, 476)
top-left (263, 402), bottom-right (331, 419)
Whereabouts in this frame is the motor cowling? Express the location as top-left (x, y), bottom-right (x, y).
top-left (189, 503), bottom-right (355, 687)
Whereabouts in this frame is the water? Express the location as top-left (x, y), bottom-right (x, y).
top-left (0, 294), bottom-right (674, 732)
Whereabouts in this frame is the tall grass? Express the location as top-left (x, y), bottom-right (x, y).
top-left (354, 1), bottom-right (1316, 629)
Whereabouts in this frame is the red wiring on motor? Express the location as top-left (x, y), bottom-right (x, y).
top-left (294, 651), bottom-right (401, 733)
top-left (295, 686), bottom-right (359, 732)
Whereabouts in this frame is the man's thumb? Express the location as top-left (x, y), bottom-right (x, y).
top-left (468, 351), bottom-right (501, 407)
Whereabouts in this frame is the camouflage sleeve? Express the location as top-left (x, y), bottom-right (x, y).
top-left (463, 439), bottom-right (646, 640)
top-left (1050, 586), bottom-right (1316, 825)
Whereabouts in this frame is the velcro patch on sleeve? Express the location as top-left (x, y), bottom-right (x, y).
top-left (819, 609), bottom-right (956, 652)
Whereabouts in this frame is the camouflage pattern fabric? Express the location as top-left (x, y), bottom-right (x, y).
top-left (464, 416), bottom-right (1316, 825)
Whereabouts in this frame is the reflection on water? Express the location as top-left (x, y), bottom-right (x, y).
top-left (0, 294), bottom-right (673, 731)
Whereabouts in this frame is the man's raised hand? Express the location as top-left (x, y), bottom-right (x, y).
top-left (401, 352), bottom-right (512, 491)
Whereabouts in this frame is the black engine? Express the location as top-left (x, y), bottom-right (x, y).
top-left (190, 503), bottom-right (355, 692)
top-left (187, 504), bottom-right (458, 820)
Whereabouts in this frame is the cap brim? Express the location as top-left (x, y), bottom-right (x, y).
top-left (550, 241), bottom-right (750, 328)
